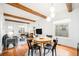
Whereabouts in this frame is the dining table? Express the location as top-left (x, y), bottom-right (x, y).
top-left (33, 37), bottom-right (53, 55)
top-left (33, 37), bottom-right (52, 46)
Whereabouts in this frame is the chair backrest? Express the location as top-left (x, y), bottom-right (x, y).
top-left (27, 39), bottom-right (40, 49)
top-left (53, 39), bottom-right (58, 49)
top-left (46, 35), bottom-right (53, 38)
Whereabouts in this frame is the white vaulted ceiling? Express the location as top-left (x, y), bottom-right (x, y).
top-left (2, 3), bottom-right (51, 24)
top-left (2, 3), bottom-right (79, 24)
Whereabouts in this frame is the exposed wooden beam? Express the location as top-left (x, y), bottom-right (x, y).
top-left (4, 13), bottom-right (35, 22)
top-left (5, 19), bottom-right (30, 24)
top-left (66, 3), bottom-right (72, 12)
top-left (7, 3), bottom-right (47, 19)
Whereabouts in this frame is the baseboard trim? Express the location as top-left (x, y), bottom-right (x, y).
top-left (58, 44), bottom-right (77, 51)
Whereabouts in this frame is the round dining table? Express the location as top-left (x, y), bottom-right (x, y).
top-left (34, 38), bottom-right (52, 45)
top-left (33, 37), bottom-right (52, 55)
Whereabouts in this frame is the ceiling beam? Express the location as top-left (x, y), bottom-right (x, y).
top-left (7, 3), bottom-right (47, 19)
top-left (4, 13), bottom-right (35, 22)
top-left (5, 19), bottom-right (30, 24)
top-left (66, 3), bottom-right (72, 12)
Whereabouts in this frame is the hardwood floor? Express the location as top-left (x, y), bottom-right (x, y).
top-left (0, 43), bottom-right (77, 56)
top-left (0, 43), bottom-right (28, 56)
top-left (56, 45), bottom-right (77, 56)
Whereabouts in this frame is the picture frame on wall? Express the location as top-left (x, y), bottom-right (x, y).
top-left (55, 23), bottom-right (69, 37)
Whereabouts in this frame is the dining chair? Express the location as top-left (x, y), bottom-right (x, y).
top-left (43, 39), bottom-right (58, 56)
top-left (27, 39), bottom-right (41, 56)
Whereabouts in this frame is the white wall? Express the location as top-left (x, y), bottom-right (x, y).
top-left (0, 4), bottom-right (5, 53)
top-left (29, 20), bottom-right (53, 36)
top-left (52, 4), bottom-right (79, 48)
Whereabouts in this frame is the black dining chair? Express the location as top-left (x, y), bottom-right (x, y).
top-left (44, 39), bottom-right (58, 56)
top-left (27, 39), bottom-right (41, 56)
top-left (46, 35), bottom-right (53, 38)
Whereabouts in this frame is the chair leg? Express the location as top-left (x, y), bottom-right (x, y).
top-left (35, 50), bottom-right (36, 53)
top-left (31, 49), bottom-right (33, 56)
top-left (44, 48), bottom-right (45, 56)
top-left (28, 49), bottom-right (30, 56)
top-left (52, 49), bottom-right (54, 56)
top-left (55, 48), bottom-right (57, 56)
top-left (39, 49), bottom-right (41, 56)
